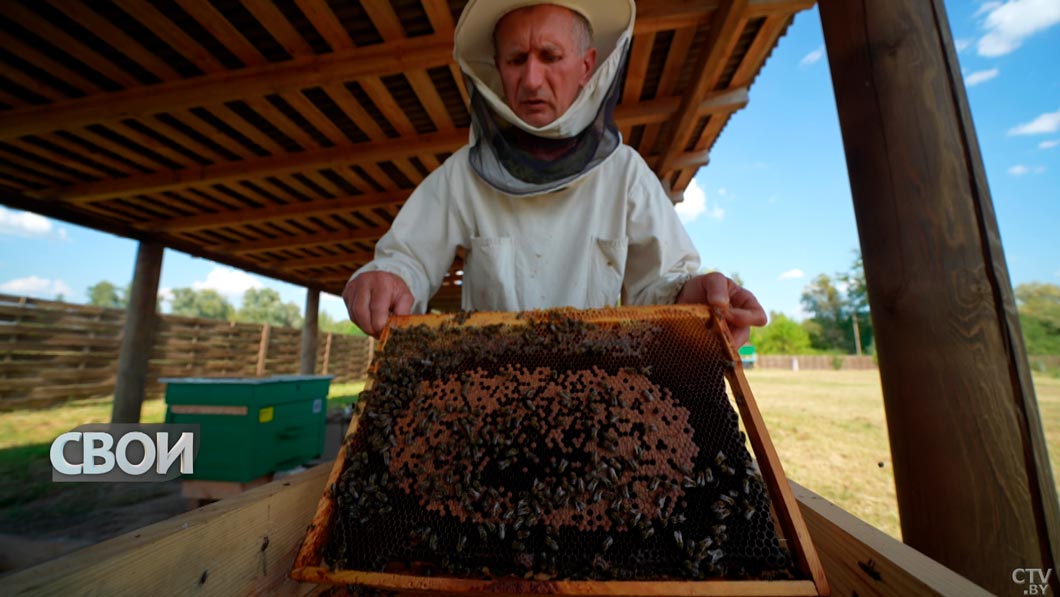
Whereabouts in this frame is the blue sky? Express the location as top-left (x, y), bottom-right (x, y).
top-left (1, 0), bottom-right (1057, 325)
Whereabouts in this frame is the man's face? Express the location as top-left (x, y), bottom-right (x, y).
top-left (494, 5), bottom-right (597, 128)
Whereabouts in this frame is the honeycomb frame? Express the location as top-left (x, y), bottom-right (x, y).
top-left (291, 305), bottom-right (828, 596)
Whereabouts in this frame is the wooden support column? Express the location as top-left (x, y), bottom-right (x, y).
top-left (300, 288), bottom-right (319, 375)
top-left (819, 1), bottom-right (1060, 594)
top-left (110, 241), bottom-right (163, 424)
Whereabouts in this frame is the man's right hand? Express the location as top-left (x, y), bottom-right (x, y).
top-left (342, 271), bottom-right (414, 338)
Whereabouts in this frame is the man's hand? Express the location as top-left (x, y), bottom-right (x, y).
top-left (676, 272), bottom-right (767, 346)
top-left (342, 271), bottom-right (414, 338)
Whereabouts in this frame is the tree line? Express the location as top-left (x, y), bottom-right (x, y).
top-left (85, 281), bottom-right (364, 336)
top-left (749, 252), bottom-right (1060, 356)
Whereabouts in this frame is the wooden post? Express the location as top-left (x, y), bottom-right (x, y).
top-left (819, 1), bottom-right (1060, 593)
top-left (322, 332), bottom-right (333, 375)
top-left (256, 323), bottom-right (270, 377)
top-left (300, 288), bottom-right (319, 375)
top-left (110, 241), bottom-right (163, 424)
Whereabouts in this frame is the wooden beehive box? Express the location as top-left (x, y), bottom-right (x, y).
top-left (291, 305), bottom-right (829, 596)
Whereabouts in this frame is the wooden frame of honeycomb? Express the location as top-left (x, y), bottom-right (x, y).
top-left (292, 305), bottom-right (829, 596)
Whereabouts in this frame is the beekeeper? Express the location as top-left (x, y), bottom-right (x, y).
top-left (343, 0), bottom-right (765, 342)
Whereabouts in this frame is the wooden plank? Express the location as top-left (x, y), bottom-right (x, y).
top-left (278, 90), bottom-right (351, 146)
top-left (114, 121), bottom-right (201, 167)
top-left (0, 464), bottom-right (330, 596)
top-left (657, 1), bottom-right (749, 177)
top-left (169, 109), bottom-right (257, 159)
top-left (293, 0), bottom-right (353, 52)
top-left (0, 65), bottom-right (69, 102)
top-left (0, 35), bottom-right (456, 140)
top-left (175, 0), bottom-right (269, 68)
top-left (5, 139), bottom-right (114, 179)
top-left (275, 250), bottom-right (375, 271)
top-left (634, 0), bottom-right (812, 34)
top-left (819, 0), bottom-right (1060, 593)
top-left (73, 127), bottom-right (159, 171)
top-left (421, 0), bottom-right (455, 33)
top-left (56, 2), bottom-right (182, 80)
top-left (240, 0), bottom-right (315, 57)
top-left (211, 226), bottom-right (388, 255)
top-left (406, 69), bottom-right (456, 131)
top-left (135, 191), bottom-right (404, 233)
top-left (0, 149), bottom-right (79, 185)
top-left (111, 241), bottom-right (163, 423)
top-left (361, 1), bottom-right (406, 41)
top-left (112, 0), bottom-right (225, 74)
top-left (357, 78), bottom-right (417, 137)
top-left (639, 26), bottom-right (698, 156)
top-left (37, 133), bottom-right (142, 176)
top-left (4, 2), bottom-right (143, 88)
top-left (241, 96), bottom-right (323, 151)
top-left (0, 33), bottom-right (104, 95)
top-left (216, 102), bottom-right (289, 155)
top-left (793, 482), bottom-right (992, 597)
top-left (729, 15), bottom-right (789, 88)
top-left (40, 129), bottom-right (466, 203)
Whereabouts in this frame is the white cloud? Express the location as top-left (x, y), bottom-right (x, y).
top-left (677, 179), bottom-right (705, 223)
top-left (1040, 139), bottom-right (1059, 149)
top-left (191, 266), bottom-right (264, 300)
top-left (1009, 108), bottom-right (1060, 135)
top-left (799, 46), bottom-right (825, 68)
top-left (717, 188), bottom-right (728, 196)
top-left (977, 0), bottom-right (1060, 57)
top-left (779, 269), bottom-right (804, 280)
top-left (964, 68), bottom-right (999, 86)
top-left (0, 275), bottom-right (72, 298)
top-left (1008, 165), bottom-right (1030, 175)
top-left (0, 207), bottom-right (68, 241)
top-left (955, 38), bottom-right (974, 51)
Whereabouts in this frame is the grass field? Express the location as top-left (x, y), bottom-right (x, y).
top-left (745, 369), bottom-right (1060, 540)
top-left (0, 373), bottom-right (1057, 544)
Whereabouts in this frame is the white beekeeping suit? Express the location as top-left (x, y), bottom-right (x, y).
top-left (350, 0), bottom-right (700, 312)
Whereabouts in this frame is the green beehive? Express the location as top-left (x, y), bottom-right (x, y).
top-left (163, 375), bottom-right (333, 482)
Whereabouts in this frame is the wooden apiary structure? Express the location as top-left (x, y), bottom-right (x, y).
top-left (291, 305), bottom-right (828, 595)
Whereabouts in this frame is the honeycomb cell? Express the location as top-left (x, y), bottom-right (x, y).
top-left (323, 308), bottom-right (796, 581)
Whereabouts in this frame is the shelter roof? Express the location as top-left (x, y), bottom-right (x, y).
top-left (0, 0), bottom-right (813, 310)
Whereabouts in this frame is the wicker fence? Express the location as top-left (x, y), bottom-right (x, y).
top-left (755, 354), bottom-right (878, 370)
top-left (0, 293), bottom-right (373, 411)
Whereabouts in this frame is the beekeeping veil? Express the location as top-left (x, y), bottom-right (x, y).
top-left (454, 0), bottom-right (636, 195)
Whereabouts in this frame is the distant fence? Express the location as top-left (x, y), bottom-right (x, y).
top-left (756, 355), bottom-right (877, 370)
top-left (0, 294), bottom-right (373, 411)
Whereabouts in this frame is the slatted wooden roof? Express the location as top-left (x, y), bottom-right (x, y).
top-left (0, 0), bottom-right (813, 310)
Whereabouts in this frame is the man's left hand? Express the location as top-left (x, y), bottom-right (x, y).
top-left (676, 272), bottom-right (767, 346)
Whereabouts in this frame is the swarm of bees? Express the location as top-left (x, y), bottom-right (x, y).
top-left (324, 310), bottom-right (795, 581)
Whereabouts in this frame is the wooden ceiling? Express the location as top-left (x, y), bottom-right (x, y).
top-left (0, 0), bottom-right (813, 310)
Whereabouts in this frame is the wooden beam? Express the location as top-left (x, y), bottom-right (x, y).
top-left (136, 190), bottom-right (406, 232)
top-left (819, 0), bottom-right (1060, 594)
top-left (300, 288), bottom-right (319, 375)
top-left (112, 0), bottom-right (226, 74)
top-left (207, 227), bottom-right (388, 255)
top-left (38, 130), bottom-right (465, 203)
top-left (110, 241), bottom-right (163, 424)
top-left (656, 0), bottom-right (748, 178)
top-left (294, 0), bottom-right (353, 52)
top-left (792, 483), bottom-right (993, 597)
top-left (274, 250), bottom-right (376, 272)
top-left (0, 34), bottom-right (456, 140)
top-left (175, 0), bottom-right (269, 68)
top-left (634, 0), bottom-right (812, 35)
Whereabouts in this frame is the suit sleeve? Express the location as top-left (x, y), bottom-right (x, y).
top-left (349, 168), bottom-right (467, 314)
top-left (622, 166), bottom-right (701, 305)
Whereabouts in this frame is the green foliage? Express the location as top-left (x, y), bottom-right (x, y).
top-left (87, 280), bottom-right (125, 309)
top-left (236, 287), bottom-right (303, 328)
top-left (800, 251), bottom-right (874, 355)
top-left (1017, 282), bottom-right (1060, 355)
top-left (319, 311), bottom-right (367, 336)
top-left (169, 287), bottom-right (235, 321)
top-left (753, 312), bottom-right (812, 354)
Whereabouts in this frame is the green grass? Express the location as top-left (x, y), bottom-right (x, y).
top-left (1, 373), bottom-right (1057, 544)
top-left (744, 369), bottom-right (1060, 540)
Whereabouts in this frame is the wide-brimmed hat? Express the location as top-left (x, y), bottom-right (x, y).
top-left (454, 0), bottom-right (633, 73)
top-left (454, 0), bottom-right (635, 140)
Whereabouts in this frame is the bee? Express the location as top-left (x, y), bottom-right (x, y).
top-left (456, 535), bottom-right (467, 553)
top-left (601, 536), bottom-right (614, 552)
top-left (673, 530), bottom-right (684, 549)
top-left (545, 536), bottom-right (559, 551)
